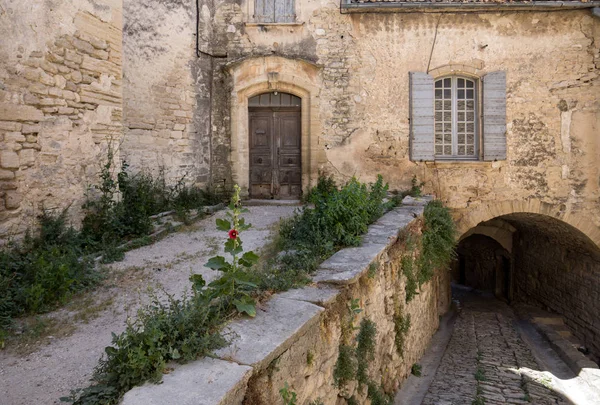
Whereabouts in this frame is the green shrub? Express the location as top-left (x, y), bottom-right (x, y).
top-left (411, 363), bottom-right (422, 377)
top-left (418, 200), bottom-right (457, 284)
top-left (0, 210), bottom-right (100, 342)
top-left (394, 312), bottom-right (411, 357)
top-left (334, 345), bottom-right (357, 388)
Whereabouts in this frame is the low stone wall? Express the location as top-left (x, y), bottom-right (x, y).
top-left (121, 198), bottom-right (451, 405)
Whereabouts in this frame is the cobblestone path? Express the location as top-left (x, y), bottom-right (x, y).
top-left (422, 294), bottom-right (568, 405)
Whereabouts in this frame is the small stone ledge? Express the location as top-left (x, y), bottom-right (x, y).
top-left (121, 358), bottom-right (252, 405)
top-left (214, 297), bottom-right (324, 370)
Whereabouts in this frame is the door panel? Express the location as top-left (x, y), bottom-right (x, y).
top-left (249, 112), bottom-right (273, 199)
top-left (249, 109), bottom-right (301, 199)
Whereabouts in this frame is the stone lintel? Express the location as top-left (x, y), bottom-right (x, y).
top-left (120, 358), bottom-right (252, 405)
top-left (214, 297), bottom-right (324, 370)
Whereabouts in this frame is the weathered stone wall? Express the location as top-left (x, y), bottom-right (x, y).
top-left (0, 0), bottom-right (123, 239)
top-left (122, 201), bottom-right (452, 405)
top-left (512, 218), bottom-right (600, 360)
top-left (455, 234), bottom-right (504, 292)
top-left (210, 5), bottom-right (600, 234)
top-left (121, 0), bottom-right (212, 186)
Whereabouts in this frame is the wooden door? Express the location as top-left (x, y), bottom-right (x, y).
top-left (249, 109), bottom-right (301, 199)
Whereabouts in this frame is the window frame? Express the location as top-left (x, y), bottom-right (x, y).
top-left (251, 0), bottom-right (297, 24)
top-left (433, 75), bottom-right (482, 161)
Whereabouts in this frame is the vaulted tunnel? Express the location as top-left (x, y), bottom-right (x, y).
top-left (454, 213), bottom-right (600, 363)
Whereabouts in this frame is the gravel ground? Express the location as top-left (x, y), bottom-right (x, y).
top-left (0, 205), bottom-right (296, 405)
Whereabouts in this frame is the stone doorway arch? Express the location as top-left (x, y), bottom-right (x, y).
top-left (226, 56), bottom-right (324, 199)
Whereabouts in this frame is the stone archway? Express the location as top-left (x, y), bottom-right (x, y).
top-left (226, 56), bottom-right (324, 198)
top-left (454, 198), bottom-right (600, 249)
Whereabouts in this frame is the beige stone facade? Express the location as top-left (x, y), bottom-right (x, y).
top-left (0, 0), bottom-right (123, 239)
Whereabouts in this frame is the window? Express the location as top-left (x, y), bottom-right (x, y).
top-left (434, 77), bottom-right (477, 158)
top-left (254, 0), bottom-right (295, 23)
top-left (409, 71), bottom-right (506, 162)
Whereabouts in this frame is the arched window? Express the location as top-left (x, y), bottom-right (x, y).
top-left (434, 76), bottom-right (478, 158)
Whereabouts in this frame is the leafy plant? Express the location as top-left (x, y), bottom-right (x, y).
top-left (409, 175), bottom-right (425, 197)
top-left (356, 318), bottom-right (377, 387)
top-left (194, 184), bottom-right (258, 317)
top-left (394, 311), bottom-right (411, 357)
top-left (417, 200), bottom-right (457, 285)
top-left (334, 344), bottom-right (357, 389)
top-left (411, 363), bottom-right (422, 377)
top-left (279, 382), bottom-right (298, 405)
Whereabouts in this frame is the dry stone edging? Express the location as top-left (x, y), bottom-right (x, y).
top-left (121, 196), bottom-right (432, 405)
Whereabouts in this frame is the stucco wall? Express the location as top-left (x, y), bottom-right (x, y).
top-left (0, 0), bottom-right (123, 240)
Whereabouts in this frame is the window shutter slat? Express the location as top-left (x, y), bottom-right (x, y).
top-left (255, 0), bottom-right (274, 23)
top-left (483, 71), bottom-right (507, 161)
top-left (409, 72), bottom-right (435, 161)
top-left (274, 0), bottom-right (295, 23)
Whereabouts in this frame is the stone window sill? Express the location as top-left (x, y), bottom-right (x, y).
top-left (244, 22), bottom-right (304, 27)
top-left (424, 160), bottom-right (501, 168)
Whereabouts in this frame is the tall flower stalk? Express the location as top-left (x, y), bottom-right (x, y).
top-left (191, 185), bottom-right (258, 317)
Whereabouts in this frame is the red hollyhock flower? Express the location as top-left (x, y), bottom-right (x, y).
top-left (228, 229), bottom-right (238, 239)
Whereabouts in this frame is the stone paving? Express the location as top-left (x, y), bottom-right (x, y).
top-left (422, 292), bottom-right (567, 405)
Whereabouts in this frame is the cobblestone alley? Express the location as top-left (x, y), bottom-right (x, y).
top-left (420, 291), bottom-right (571, 405)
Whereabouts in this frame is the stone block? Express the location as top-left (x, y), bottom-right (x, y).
top-left (215, 297), bottom-right (324, 370)
top-left (121, 358), bottom-right (252, 405)
top-left (55, 75), bottom-right (67, 89)
top-left (19, 149), bottom-right (35, 166)
top-left (0, 103), bottom-right (44, 122)
top-left (4, 191), bottom-right (22, 209)
top-left (22, 124), bottom-right (41, 134)
top-left (0, 170), bottom-right (14, 180)
top-left (312, 244), bottom-right (385, 285)
top-left (5, 132), bottom-right (25, 143)
top-left (277, 285), bottom-right (340, 306)
top-left (70, 70), bottom-right (83, 83)
top-left (1, 151), bottom-right (21, 169)
top-left (0, 121), bottom-right (22, 131)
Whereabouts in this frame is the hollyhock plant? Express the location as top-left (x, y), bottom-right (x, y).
top-left (190, 184), bottom-right (258, 317)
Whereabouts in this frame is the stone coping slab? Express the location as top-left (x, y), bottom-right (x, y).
top-left (313, 206), bottom-right (424, 285)
top-left (276, 285), bottom-right (341, 306)
top-left (121, 357), bottom-right (252, 405)
top-left (215, 297), bottom-right (324, 370)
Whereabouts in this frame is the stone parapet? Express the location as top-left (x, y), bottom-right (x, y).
top-left (121, 196), bottom-right (451, 405)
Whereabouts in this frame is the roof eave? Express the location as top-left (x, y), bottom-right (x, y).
top-left (340, 1), bottom-right (600, 13)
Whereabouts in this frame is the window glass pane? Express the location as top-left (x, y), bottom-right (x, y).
top-left (435, 111), bottom-right (443, 121)
top-left (467, 112), bottom-right (475, 121)
top-left (467, 100), bottom-right (474, 109)
top-left (291, 95), bottom-right (301, 106)
top-left (457, 100), bottom-right (465, 110)
top-left (458, 123), bottom-right (465, 133)
top-left (444, 123), bottom-right (451, 132)
top-left (467, 133), bottom-right (475, 144)
top-left (467, 145), bottom-right (475, 155)
top-left (435, 80), bottom-right (443, 88)
top-left (444, 100), bottom-right (451, 110)
top-left (435, 133), bottom-right (443, 142)
top-left (443, 112), bottom-right (451, 121)
top-left (435, 123), bottom-right (443, 132)
top-left (249, 95), bottom-right (260, 106)
top-left (435, 90), bottom-right (443, 99)
top-left (444, 134), bottom-right (451, 143)
top-left (458, 78), bottom-right (464, 87)
top-left (458, 134), bottom-right (465, 144)
top-left (444, 89), bottom-right (451, 98)
top-left (444, 78), bottom-right (451, 87)
top-left (444, 145), bottom-right (452, 155)
top-left (466, 90), bottom-right (474, 99)
top-left (458, 113), bottom-right (465, 122)
top-left (458, 145), bottom-right (465, 155)
top-left (467, 123), bottom-right (475, 133)
top-left (271, 93), bottom-right (281, 105)
top-left (435, 145), bottom-right (443, 155)
top-left (466, 80), bottom-right (474, 88)
top-left (458, 90), bottom-right (465, 99)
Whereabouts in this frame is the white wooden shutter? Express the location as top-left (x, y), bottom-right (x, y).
top-left (274, 0), bottom-right (295, 23)
top-left (482, 71), bottom-right (507, 161)
top-left (409, 72), bottom-right (435, 161)
top-left (255, 0), bottom-right (275, 23)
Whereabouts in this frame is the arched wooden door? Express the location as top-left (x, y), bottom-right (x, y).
top-left (248, 92), bottom-right (301, 199)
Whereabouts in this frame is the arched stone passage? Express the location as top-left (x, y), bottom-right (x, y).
top-left (226, 56), bottom-right (325, 198)
top-left (454, 199), bottom-right (600, 250)
top-left (456, 211), bottom-right (600, 362)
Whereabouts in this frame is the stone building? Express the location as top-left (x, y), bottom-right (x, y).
top-left (1, 0), bottom-right (600, 357)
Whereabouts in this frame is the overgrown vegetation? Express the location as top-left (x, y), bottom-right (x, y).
top-left (417, 200), bottom-right (457, 284)
top-left (64, 186), bottom-right (252, 405)
top-left (279, 382), bottom-right (298, 405)
top-left (0, 210), bottom-right (100, 345)
top-left (0, 149), bottom-right (219, 345)
top-left (257, 174), bottom-right (391, 292)
top-left (394, 310), bottom-right (411, 357)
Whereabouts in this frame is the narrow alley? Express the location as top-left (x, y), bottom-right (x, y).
top-left (397, 288), bottom-right (600, 405)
